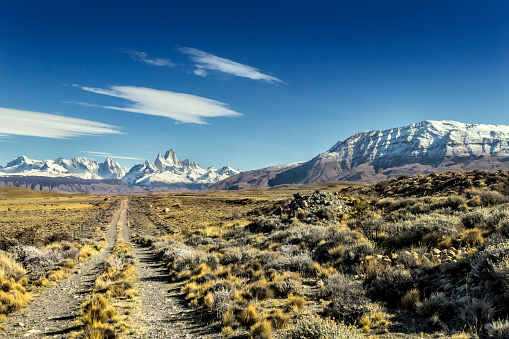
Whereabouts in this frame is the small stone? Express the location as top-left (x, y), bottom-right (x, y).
top-left (439, 262), bottom-right (451, 273)
top-left (24, 330), bottom-right (41, 337)
top-left (18, 322), bottom-right (25, 327)
top-left (432, 248), bottom-right (441, 255)
top-left (456, 295), bottom-right (471, 306)
top-left (444, 283), bottom-right (454, 291)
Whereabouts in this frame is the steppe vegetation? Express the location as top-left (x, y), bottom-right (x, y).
top-left (129, 170), bottom-right (509, 339)
top-left (0, 188), bottom-right (119, 334)
top-left (3, 170), bottom-right (509, 338)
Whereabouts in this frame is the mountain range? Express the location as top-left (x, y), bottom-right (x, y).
top-left (211, 120), bottom-right (509, 190)
top-left (0, 149), bottom-right (239, 193)
top-left (3, 120), bottom-right (509, 193)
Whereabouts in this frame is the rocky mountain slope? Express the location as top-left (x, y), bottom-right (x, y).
top-left (211, 120), bottom-right (509, 190)
top-left (0, 149), bottom-right (239, 193)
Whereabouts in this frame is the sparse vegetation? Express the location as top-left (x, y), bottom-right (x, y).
top-left (4, 170), bottom-right (509, 337)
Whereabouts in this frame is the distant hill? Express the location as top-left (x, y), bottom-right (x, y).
top-left (0, 187), bottom-right (67, 199)
top-left (211, 120), bottom-right (509, 190)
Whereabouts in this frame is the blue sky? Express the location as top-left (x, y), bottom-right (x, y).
top-left (0, 0), bottom-right (508, 171)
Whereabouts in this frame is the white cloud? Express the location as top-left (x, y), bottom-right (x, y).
top-left (179, 46), bottom-right (284, 83)
top-left (122, 49), bottom-right (175, 67)
top-left (0, 107), bottom-right (121, 139)
top-left (82, 151), bottom-right (143, 160)
top-left (76, 85), bottom-right (242, 124)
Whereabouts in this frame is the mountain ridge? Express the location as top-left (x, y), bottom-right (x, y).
top-left (211, 120), bottom-right (509, 190)
top-left (0, 149), bottom-right (240, 193)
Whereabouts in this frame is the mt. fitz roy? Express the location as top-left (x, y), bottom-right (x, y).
top-left (0, 149), bottom-right (239, 193)
top-left (122, 149), bottom-right (239, 190)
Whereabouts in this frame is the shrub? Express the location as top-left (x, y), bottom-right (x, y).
top-left (321, 273), bottom-right (369, 324)
top-left (367, 267), bottom-right (414, 305)
top-left (284, 315), bottom-right (363, 339)
top-left (239, 304), bottom-right (259, 327)
top-left (272, 276), bottom-right (302, 298)
top-left (460, 228), bottom-right (485, 246)
top-left (461, 208), bottom-right (499, 229)
top-left (422, 314), bottom-right (449, 333)
top-left (81, 294), bottom-right (117, 327)
top-left (268, 309), bottom-right (290, 329)
top-left (285, 294), bottom-right (306, 313)
top-left (289, 253), bottom-right (315, 277)
top-left (385, 214), bottom-right (462, 249)
top-left (250, 319), bottom-right (272, 339)
top-left (0, 251), bottom-right (26, 280)
top-left (476, 190), bottom-right (508, 206)
top-left (497, 220), bottom-right (509, 238)
top-left (416, 293), bottom-right (455, 320)
top-left (401, 288), bottom-right (420, 310)
top-left (211, 285), bottom-right (233, 317)
top-left (488, 319), bottom-right (509, 338)
top-left (460, 297), bottom-right (496, 327)
top-left (342, 242), bottom-right (375, 266)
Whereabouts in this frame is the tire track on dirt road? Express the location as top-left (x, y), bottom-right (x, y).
top-left (0, 201), bottom-right (123, 338)
top-left (125, 200), bottom-right (221, 339)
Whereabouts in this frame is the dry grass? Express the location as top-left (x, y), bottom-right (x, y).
top-left (0, 190), bottom-right (116, 246)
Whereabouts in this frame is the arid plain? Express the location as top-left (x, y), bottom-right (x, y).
top-left (1, 171), bottom-right (509, 338)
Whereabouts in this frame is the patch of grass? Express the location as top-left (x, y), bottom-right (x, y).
top-left (81, 294), bottom-right (117, 327)
top-left (401, 288), bottom-right (420, 310)
top-left (285, 294), bottom-right (306, 313)
top-left (250, 319), bottom-right (272, 339)
top-left (285, 315), bottom-right (363, 339)
top-left (239, 304), bottom-right (260, 327)
top-left (267, 308), bottom-right (290, 329)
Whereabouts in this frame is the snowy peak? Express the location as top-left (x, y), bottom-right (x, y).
top-left (0, 149), bottom-right (240, 190)
top-left (98, 156), bottom-right (127, 179)
top-left (154, 153), bottom-right (166, 171)
top-left (326, 120), bottom-right (509, 172)
top-left (122, 148), bottom-right (240, 188)
top-left (214, 120), bottom-right (509, 190)
top-left (0, 155), bottom-right (126, 180)
top-left (164, 148), bottom-right (179, 166)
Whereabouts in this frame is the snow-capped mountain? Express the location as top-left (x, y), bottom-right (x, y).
top-left (0, 149), bottom-right (240, 192)
top-left (326, 120), bottom-right (509, 170)
top-left (212, 120), bottom-right (509, 189)
top-left (0, 156), bottom-right (127, 180)
top-left (122, 149), bottom-right (240, 189)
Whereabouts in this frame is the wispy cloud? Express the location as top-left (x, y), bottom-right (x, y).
top-left (73, 85), bottom-right (242, 124)
top-left (0, 107), bottom-right (121, 139)
top-left (122, 49), bottom-right (175, 67)
top-left (178, 46), bottom-right (284, 83)
top-left (82, 151), bottom-right (143, 160)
